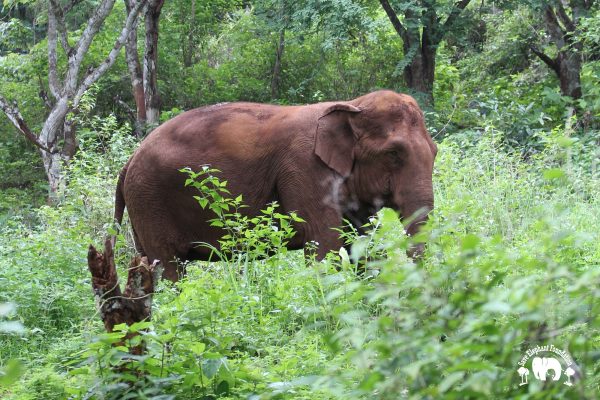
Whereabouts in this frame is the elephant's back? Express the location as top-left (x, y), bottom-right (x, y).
top-left (121, 101), bottom-right (308, 217)
top-left (137, 102), bottom-right (306, 165)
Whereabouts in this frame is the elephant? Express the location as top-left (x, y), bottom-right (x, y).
top-left (113, 90), bottom-right (437, 281)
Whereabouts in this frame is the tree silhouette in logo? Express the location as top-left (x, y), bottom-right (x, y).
top-left (564, 367), bottom-right (575, 386)
top-left (517, 367), bottom-right (529, 386)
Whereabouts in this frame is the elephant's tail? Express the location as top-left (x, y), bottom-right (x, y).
top-left (111, 161), bottom-right (129, 247)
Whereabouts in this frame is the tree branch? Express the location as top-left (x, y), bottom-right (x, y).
top-left (64, 0), bottom-right (84, 14)
top-left (37, 75), bottom-right (53, 110)
top-left (46, 6), bottom-right (62, 100)
top-left (543, 5), bottom-right (567, 48)
top-left (530, 45), bottom-right (560, 75)
top-left (442, 0), bottom-right (472, 33)
top-left (49, 0), bottom-right (74, 55)
top-left (378, 0), bottom-right (407, 39)
top-left (73, 0), bottom-right (146, 107)
top-left (0, 95), bottom-right (56, 153)
top-left (114, 95), bottom-right (136, 118)
top-left (71, 0), bottom-right (118, 83)
top-left (555, 2), bottom-right (576, 32)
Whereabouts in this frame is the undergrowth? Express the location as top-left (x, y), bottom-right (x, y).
top-left (0, 113), bottom-right (598, 399)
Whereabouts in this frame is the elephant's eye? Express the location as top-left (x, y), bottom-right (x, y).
top-left (387, 149), bottom-right (404, 164)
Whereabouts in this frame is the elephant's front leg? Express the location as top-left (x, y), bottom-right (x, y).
top-left (278, 171), bottom-right (346, 260)
top-left (297, 207), bottom-right (346, 260)
top-left (313, 230), bottom-right (346, 260)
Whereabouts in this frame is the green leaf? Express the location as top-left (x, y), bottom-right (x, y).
top-left (128, 320), bottom-right (152, 333)
top-left (556, 136), bottom-right (575, 148)
top-left (543, 168), bottom-right (565, 180)
top-left (0, 359), bottom-right (22, 387)
top-left (191, 342), bottom-right (206, 355)
top-left (202, 358), bottom-right (223, 379)
top-left (481, 301), bottom-right (511, 314)
top-left (359, 371), bottom-right (384, 390)
top-left (461, 234), bottom-right (480, 250)
top-left (438, 371), bottom-right (464, 393)
top-left (216, 380), bottom-right (230, 395)
top-left (198, 197), bottom-right (209, 209)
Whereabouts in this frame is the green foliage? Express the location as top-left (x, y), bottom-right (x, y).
top-left (181, 166), bottom-right (304, 262)
top-left (307, 129), bottom-right (600, 398)
top-left (0, 114), bottom-right (136, 397)
top-left (0, 18), bottom-right (31, 53)
top-left (0, 303), bottom-right (24, 389)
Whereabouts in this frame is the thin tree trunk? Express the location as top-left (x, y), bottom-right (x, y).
top-left (143, 0), bottom-right (164, 127)
top-left (125, 0), bottom-right (147, 137)
top-left (271, 28), bottom-right (285, 99)
top-left (531, 3), bottom-right (587, 101)
top-left (183, 0), bottom-right (195, 67)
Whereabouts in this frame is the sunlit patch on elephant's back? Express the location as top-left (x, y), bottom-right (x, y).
top-left (213, 106), bottom-right (279, 161)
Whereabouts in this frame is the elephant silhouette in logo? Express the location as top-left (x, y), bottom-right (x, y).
top-left (532, 357), bottom-right (562, 381)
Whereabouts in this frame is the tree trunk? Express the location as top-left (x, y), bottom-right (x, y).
top-left (125, 0), bottom-right (147, 137)
top-left (378, 0), bottom-right (471, 107)
top-left (542, 4), bottom-right (583, 100)
top-left (123, 0), bottom-right (164, 134)
top-left (402, 27), bottom-right (436, 106)
top-left (271, 28), bottom-right (285, 100)
top-left (41, 151), bottom-right (64, 199)
top-left (531, 4), bottom-right (586, 101)
top-left (558, 52), bottom-right (582, 99)
top-left (143, 0), bottom-right (164, 127)
top-left (38, 97), bottom-right (70, 199)
top-left (183, 0), bottom-right (195, 67)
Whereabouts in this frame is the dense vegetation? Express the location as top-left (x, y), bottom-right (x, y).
top-left (1, 0), bottom-right (599, 398)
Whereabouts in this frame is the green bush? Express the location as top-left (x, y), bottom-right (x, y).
top-left (305, 127), bottom-right (600, 398)
top-left (0, 114), bottom-right (137, 393)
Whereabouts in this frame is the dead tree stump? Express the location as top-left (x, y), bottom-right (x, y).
top-left (87, 239), bottom-right (161, 354)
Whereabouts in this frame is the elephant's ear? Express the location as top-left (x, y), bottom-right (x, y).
top-left (314, 104), bottom-right (361, 177)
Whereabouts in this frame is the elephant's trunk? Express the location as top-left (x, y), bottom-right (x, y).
top-left (399, 198), bottom-right (433, 259)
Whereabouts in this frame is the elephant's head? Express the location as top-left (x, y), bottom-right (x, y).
top-left (315, 90), bottom-right (437, 257)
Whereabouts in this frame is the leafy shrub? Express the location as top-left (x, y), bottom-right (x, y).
top-left (303, 127), bottom-right (600, 398)
top-left (65, 168), bottom-right (315, 399)
top-left (0, 113), bottom-right (136, 370)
